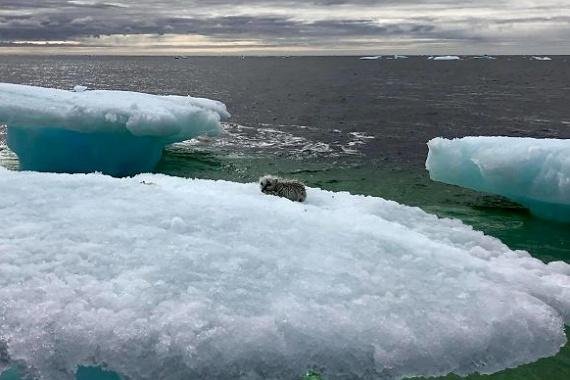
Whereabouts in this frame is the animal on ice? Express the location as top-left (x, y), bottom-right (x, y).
top-left (259, 175), bottom-right (307, 202)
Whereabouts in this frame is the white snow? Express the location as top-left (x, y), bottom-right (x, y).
top-left (531, 56), bottom-right (552, 61)
top-left (426, 137), bottom-right (570, 222)
top-left (0, 83), bottom-right (229, 139)
top-left (359, 56), bottom-right (381, 60)
top-left (0, 83), bottom-right (229, 176)
top-left (432, 56), bottom-right (461, 61)
top-left (1, 168), bottom-right (569, 379)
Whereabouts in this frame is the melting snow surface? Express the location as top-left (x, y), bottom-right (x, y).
top-left (426, 137), bottom-right (570, 222)
top-left (1, 168), bottom-right (569, 379)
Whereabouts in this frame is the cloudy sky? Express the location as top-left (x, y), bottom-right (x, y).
top-left (0, 0), bottom-right (569, 55)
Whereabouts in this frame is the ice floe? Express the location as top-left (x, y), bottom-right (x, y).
top-left (0, 83), bottom-right (229, 176)
top-left (531, 56), bottom-right (553, 61)
top-left (426, 137), bottom-right (570, 222)
top-left (359, 56), bottom-right (381, 60)
top-left (384, 55), bottom-right (409, 60)
top-left (432, 56), bottom-right (461, 61)
top-left (1, 168), bottom-right (569, 379)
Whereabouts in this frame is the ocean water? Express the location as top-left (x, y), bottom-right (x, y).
top-left (0, 55), bottom-right (569, 379)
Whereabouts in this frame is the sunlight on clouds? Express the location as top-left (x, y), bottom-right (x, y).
top-left (0, 0), bottom-right (568, 54)
top-left (81, 34), bottom-right (266, 47)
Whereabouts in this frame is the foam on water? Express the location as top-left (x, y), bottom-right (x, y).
top-left (0, 168), bottom-right (569, 379)
top-left (426, 137), bottom-right (570, 222)
top-left (170, 122), bottom-right (375, 159)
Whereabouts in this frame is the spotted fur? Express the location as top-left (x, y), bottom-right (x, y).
top-left (259, 175), bottom-right (307, 202)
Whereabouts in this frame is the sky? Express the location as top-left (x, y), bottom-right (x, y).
top-left (0, 0), bottom-right (569, 55)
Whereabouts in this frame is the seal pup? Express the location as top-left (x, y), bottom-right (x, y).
top-left (259, 175), bottom-right (306, 202)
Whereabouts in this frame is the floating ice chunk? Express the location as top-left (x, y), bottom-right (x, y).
top-left (72, 85), bottom-right (88, 92)
top-left (384, 55), bottom-right (408, 60)
top-left (1, 168), bottom-right (569, 379)
top-left (359, 55), bottom-right (381, 60)
top-left (473, 55), bottom-right (496, 60)
top-left (531, 56), bottom-right (552, 61)
top-left (0, 83), bottom-right (229, 176)
top-left (426, 137), bottom-right (570, 222)
top-left (433, 55), bottom-right (461, 61)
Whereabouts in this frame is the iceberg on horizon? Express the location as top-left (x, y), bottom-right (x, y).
top-left (473, 55), bottom-right (497, 60)
top-left (1, 168), bottom-right (569, 379)
top-left (0, 83), bottom-right (229, 176)
top-left (359, 55), bottom-right (381, 60)
top-left (426, 137), bottom-right (570, 222)
top-left (531, 56), bottom-right (553, 61)
top-left (432, 55), bottom-right (461, 61)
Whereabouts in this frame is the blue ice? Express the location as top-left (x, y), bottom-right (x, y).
top-left (0, 83), bottom-right (229, 176)
top-left (426, 137), bottom-right (570, 222)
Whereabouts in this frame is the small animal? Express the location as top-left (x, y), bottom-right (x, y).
top-left (259, 175), bottom-right (307, 202)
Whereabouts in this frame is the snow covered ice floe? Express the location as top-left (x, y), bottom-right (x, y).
top-left (1, 168), bottom-right (570, 380)
top-left (0, 83), bottom-right (229, 176)
top-left (426, 137), bottom-right (570, 222)
top-left (359, 56), bottom-right (381, 60)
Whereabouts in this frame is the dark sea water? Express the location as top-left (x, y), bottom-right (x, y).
top-left (0, 55), bottom-right (569, 380)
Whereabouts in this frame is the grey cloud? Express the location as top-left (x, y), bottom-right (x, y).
top-left (0, 0), bottom-right (567, 52)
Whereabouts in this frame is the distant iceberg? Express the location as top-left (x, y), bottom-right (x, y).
top-left (0, 83), bottom-right (229, 176)
top-left (473, 55), bottom-right (497, 60)
top-left (359, 55), bottom-right (381, 60)
top-left (531, 56), bottom-right (553, 61)
top-left (1, 168), bottom-right (569, 379)
top-left (426, 137), bottom-right (570, 222)
top-left (384, 55), bottom-right (408, 60)
top-left (432, 55), bottom-right (461, 61)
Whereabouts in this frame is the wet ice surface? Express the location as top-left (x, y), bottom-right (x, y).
top-left (0, 169), bottom-right (569, 380)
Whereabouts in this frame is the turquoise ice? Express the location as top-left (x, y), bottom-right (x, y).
top-left (0, 83), bottom-right (229, 176)
top-left (426, 137), bottom-right (570, 222)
